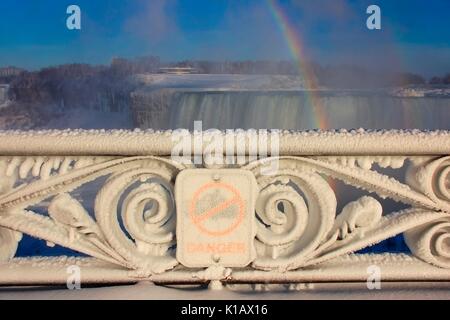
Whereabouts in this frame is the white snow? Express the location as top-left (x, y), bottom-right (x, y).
top-left (390, 86), bottom-right (450, 98)
top-left (1, 281), bottom-right (449, 299)
top-left (134, 74), bottom-right (306, 90)
top-left (0, 129), bottom-right (449, 156)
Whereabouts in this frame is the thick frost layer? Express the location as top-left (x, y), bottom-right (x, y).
top-left (0, 129), bottom-right (449, 156)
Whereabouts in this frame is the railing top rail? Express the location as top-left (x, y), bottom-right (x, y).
top-left (0, 129), bottom-right (449, 156)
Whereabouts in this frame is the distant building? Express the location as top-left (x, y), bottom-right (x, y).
top-left (0, 66), bottom-right (25, 78)
top-left (158, 67), bottom-right (198, 75)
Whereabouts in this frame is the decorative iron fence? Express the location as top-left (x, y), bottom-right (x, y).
top-left (0, 129), bottom-right (449, 286)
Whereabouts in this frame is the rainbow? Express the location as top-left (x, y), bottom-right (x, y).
top-left (267, 0), bottom-right (329, 129)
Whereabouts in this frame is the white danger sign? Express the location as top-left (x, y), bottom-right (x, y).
top-left (175, 169), bottom-right (257, 267)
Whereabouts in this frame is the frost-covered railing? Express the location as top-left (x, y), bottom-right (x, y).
top-left (0, 129), bottom-right (449, 286)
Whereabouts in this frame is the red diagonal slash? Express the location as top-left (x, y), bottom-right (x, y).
top-left (192, 196), bottom-right (240, 223)
top-left (189, 181), bottom-right (245, 237)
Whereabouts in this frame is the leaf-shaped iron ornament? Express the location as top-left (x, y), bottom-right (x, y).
top-left (0, 226), bottom-right (22, 262)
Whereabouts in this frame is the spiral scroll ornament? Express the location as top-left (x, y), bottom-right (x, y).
top-left (407, 156), bottom-right (450, 212)
top-left (404, 217), bottom-right (450, 268)
top-left (250, 159), bottom-right (337, 271)
top-left (95, 161), bottom-right (180, 274)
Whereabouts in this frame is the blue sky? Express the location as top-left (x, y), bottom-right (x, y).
top-left (0, 0), bottom-right (449, 76)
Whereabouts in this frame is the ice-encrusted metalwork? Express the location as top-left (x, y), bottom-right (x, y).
top-left (0, 129), bottom-right (449, 285)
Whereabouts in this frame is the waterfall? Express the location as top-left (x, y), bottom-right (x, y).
top-left (131, 90), bottom-right (450, 130)
top-left (0, 85), bottom-right (9, 107)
